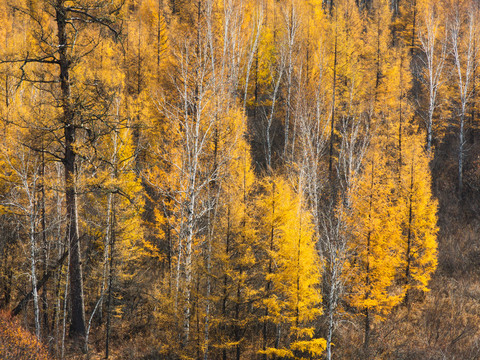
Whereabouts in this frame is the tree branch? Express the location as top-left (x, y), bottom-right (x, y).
top-left (12, 249), bottom-right (69, 316)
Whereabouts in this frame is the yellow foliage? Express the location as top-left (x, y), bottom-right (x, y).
top-left (399, 134), bottom-right (438, 293)
top-left (259, 347), bottom-right (294, 358)
top-left (344, 142), bottom-right (403, 317)
top-left (255, 176), bottom-right (324, 357)
top-left (290, 338), bottom-right (327, 358)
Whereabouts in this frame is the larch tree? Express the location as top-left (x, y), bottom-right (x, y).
top-left (255, 176), bottom-right (325, 359)
top-left (321, 1), bottom-right (370, 357)
top-left (257, 0), bottom-right (286, 170)
top-left (211, 138), bottom-right (257, 360)
top-left (279, 0), bottom-right (301, 161)
top-left (343, 143), bottom-right (403, 354)
top-left (324, 108), bottom-right (371, 360)
top-left (103, 127), bottom-right (145, 358)
top-left (122, 0), bottom-right (169, 161)
top-left (398, 134), bottom-right (438, 305)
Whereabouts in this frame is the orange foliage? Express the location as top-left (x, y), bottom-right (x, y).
top-left (0, 311), bottom-right (50, 360)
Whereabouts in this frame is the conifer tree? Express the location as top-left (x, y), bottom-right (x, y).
top-left (344, 143), bottom-right (403, 353)
top-left (398, 134), bottom-right (438, 305)
top-left (255, 176), bottom-right (325, 359)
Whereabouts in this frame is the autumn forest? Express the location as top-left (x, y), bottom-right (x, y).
top-left (0, 0), bottom-right (479, 359)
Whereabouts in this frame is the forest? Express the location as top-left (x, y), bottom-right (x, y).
top-left (0, 0), bottom-right (479, 359)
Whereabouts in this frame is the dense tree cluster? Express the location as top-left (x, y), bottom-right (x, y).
top-left (0, 0), bottom-right (479, 359)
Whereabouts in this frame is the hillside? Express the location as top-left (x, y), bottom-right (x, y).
top-left (0, 0), bottom-right (479, 359)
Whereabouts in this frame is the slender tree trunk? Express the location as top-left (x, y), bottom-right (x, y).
top-left (183, 190), bottom-right (196, 347)
top-left (364, 160), bottom-right (374, 356)
top-left (30, 211), bottom-right (41, 340)
top-left (61, 251), bottom-right (70, 360)
top-left (404, 160), bottom-right (414, 307)
top-left (364, 307), bottom-right (370, 357)
top-left (266, 65), bottom-right (284, 169)
top-left (204, 127), bottom-right (219, 360)
top-left (399, 55), bottom-right (404, 179)
top-left (222, 208), bottom-right (230, 360)
top-left (157, 0), bottom-right (163, 75)
top-left (196, 272), bottom-right (201, 360)
top-left (242, 8), bottom-right (262, 112)
top-left (364, 231), bottom-right (371, 359)
top-left (329, 22), bottom-right (338, 179)
top-left (283, 4), bottom-right (295, 159)
top-left (54, 170), bottom-right (64, 355)
top-left (459, 112), bottom-right (465, 196)
top-left (451, 12), bottom-right (477, 198)
top-left (235, 272), bottom-right (241, 360)
top-left (38, 143), bottom-right (50, 338)
top-left (263, 181), bottom-right (276, 360)
top-left (410, 0), bottom-right (417, 55)
top-left (471, 51), bottom-right (476, 144)
top-left (105, 204), bottom-right (116, 359)
top-left (325, 255), bottom-right (339, 360)
top-left (99, 193), bottom-right (113, 323)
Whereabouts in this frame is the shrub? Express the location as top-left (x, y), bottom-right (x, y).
top-left (0, 311), bottom-right (50, 360)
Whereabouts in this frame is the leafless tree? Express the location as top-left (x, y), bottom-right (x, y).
top-left (450, 5), bottom-right (478, 196)
top-left (418, 4), bottom-right (447, 152)
top-left (1, 138), bottom-right (43, 339)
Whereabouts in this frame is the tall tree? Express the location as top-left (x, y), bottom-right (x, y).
top-left (0, 125), bottom-right (43, 339)
top-left (343, 143), bottom-right (403, 355)
top-left (255, 176), bottom-right (326, 359)
top-left (0, 0), bottom-right (124, 337)
top-left (417, 1), bottom-right (447, 152)
top-left (450, 1), bottom-right (478, 197)
top-left (398, 134), bottom-right (438, 305)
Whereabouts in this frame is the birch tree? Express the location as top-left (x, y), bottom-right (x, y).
top-left (450, 4), bottom-right (478, 197)
top-left (418, 3), bottom-right (447, 152)
top-left (0, 124), bottom-right (43, 340)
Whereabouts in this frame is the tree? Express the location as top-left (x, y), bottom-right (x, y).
top-left (399, 134), bottom-right (438, 305)
top-left (417, 1), bottom-right (447, 152)
top-left (255, 176), bottom-right (325, 359)
top-left (142, 2), bottom-right (259, 355)
top-left (210, 138), bottom-right (257, 360)
top-left (450, 1), bottom-right (478, 196)
top-left (0, 0), bottom-right (125, 338)
top-left (0, 124), bottom-right (43, 340)
top-left (343, 143), bottom-right (403, 354)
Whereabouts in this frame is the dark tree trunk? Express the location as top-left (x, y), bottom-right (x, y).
top-left (234, 272), bottom-right (241, 360)
top-left (105, 205), bottom-right (116, 359)
top-left (364, 161), bottom-right (374, 356)
top-left (56, 0), bottom-right (86, 338)
top-left (404, 164), bottom-right (414, 307)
